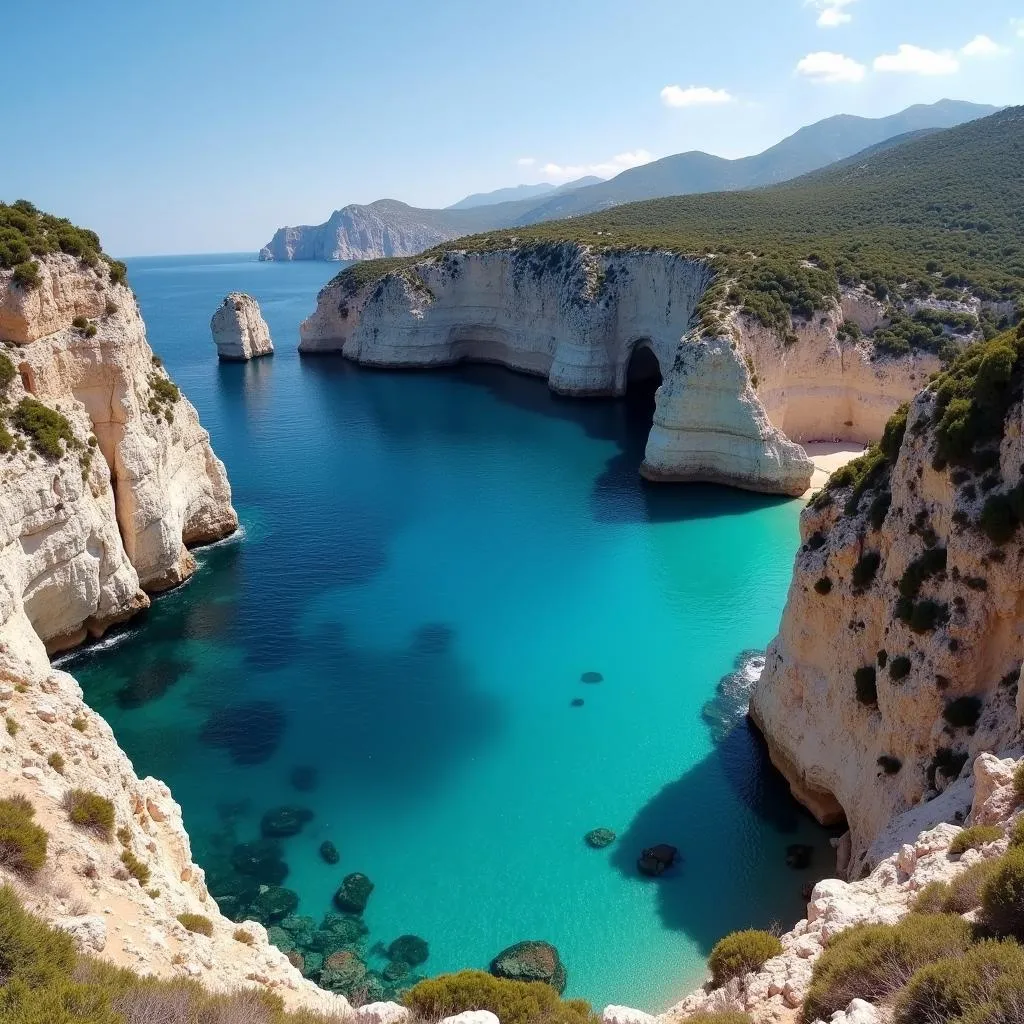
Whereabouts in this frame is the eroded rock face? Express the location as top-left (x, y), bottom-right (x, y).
top-left (0, 259), bottom-right (237, 653)
top-left (300, 246), bottom-right (930, 497)
top-left (211, 293), bottom-right (274, 361)
top-left (750, 374), bottom-right (1024, 869)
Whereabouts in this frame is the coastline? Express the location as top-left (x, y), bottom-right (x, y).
top-left (800, 442), bottom-right (867, 499)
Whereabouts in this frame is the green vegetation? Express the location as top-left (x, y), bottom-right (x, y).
top-left (176, 913), bottom-right (214, 937)
top-left (11, 261), bottom-right (40, 290)
top-left (0, 796), bottom-right (48, 876)
top-left (334, 109), bottom-right (1024, 345)
top-left (854, 667), bottom-right (878, 706)
top-left (71, 715), bottom-right (87, 733)
top-left (934, 859), bottom-right (997, 914)
top-left (895, 939), bottom-right (1024, 1024)
top-left (949, 824), bottom-right (1003, 855)
top-left (46, 752), bottom-right (64, 775)
top-left (9, 397), bottom-right (78, 461)
top-left (707, 930), bottom-right (783, 987)
top-left (120, 850), bottom-right (151, 886)
top-left (403, 970), bottom-right (595, 1024)
top-left (980, 848), bottom-right (1024, 938)
top-left (899, 548), bottom-right (947, 600)
top-left (147, 372), bottom-right (180, 424)
top-left (851, 552), bottom-right (882, 590)
top-left (0, 353), bottom-right (16, 396)
top-left (895, 597), bottom-right (948, 635)
top-left (5, 716), bottom-right (18, 737)
top-left (63, 789), bottom-right (115, 841)
top-left (233, 928), bottom-right (255, 945)
top-left (0, 885), bottom-right (347, 1023)
top-left (1014, 763), bottom-right (1024, 804)
top-left (802, 914), bottom-right (973, 1021)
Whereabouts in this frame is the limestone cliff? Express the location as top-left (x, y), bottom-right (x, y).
top-left (212, 292), bottom-right (274, 361)
top-left (0, 255), bottom-right (238, 655)
top-left (750, 328), bottom-right (1024, 870)
top-left (300, 245), bottom-right (934, 497)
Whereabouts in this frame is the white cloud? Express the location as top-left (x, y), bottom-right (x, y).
top-left (873, 44), bottom-right (960, 75)
top-left (660, 85), bottom-right (735, 108)
top-left (1013, 17), bottom-right (1024, 38)
top-left (806, 0), bottom-right (858, 28)
top-left (539, 150), bottom-right (655, 181)
top-left (795, 51), bottom-right (867, 83)
top-left (516, 157), bottom-right (536, 167)
top-left (961, 34), bottom-right (1009, 57)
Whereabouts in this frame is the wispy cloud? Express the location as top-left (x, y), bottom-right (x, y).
top-left (873, 44), bottom-right (960, 75)
top-left (516, 157), bottom-right (536, 167)
top-left (660, 85), bottom-right (735, 108)
top-left (795, 51), bottom-right (867, 83)
top-left (1013, 17), bottom-right (1024, 38)
top-left (961, 34), bottom-right (1009, 57)
top-left (539, 150), bottom-right (655, 181)
top-left (806, 0), bottom-right (858, 28)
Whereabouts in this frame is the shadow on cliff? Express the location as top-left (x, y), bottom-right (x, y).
top-left (609, 718), bottom-right (834, 954)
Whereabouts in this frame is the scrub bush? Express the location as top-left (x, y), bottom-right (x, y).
top-left (948, 824), bottom-right (1002, 855)
top-left (64, 789), bottom-right (115, 841)
top-left (176, 913), bottom-right (214, 937)
top-left (708, 931), bottom-right (783, 987)
top-left (0, 797), bottom-right (48, 875)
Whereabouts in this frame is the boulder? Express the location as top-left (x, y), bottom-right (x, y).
top-left (211, 292), bottom-right (274, 361)
top-left (335, 872), bottom-right (374, 914)
top-left (585, 828), bottom-right (616, 849)
top-left (260, 805), bottom-right (314, 838)
top-left (637, 844), bottom-right (677, 877)
top-left (320, 840), bottom-right (340, 865)
top-left (290, 764), bottom-right (319, 792)
top-left (440, 1014), bottom-right (500, 1024)
top-left (356, 1004), bottom-right (410, 1024)
top-left (320, 948), bottom-right (368, 993)
top-left (388, 934), bottom-right (429, 967)
top-left (490, 940), bottom-right (566, 994)
top-left (251, 885), bottom-right (299, 924)
top-left (230, 839), bottom-right (289, 884)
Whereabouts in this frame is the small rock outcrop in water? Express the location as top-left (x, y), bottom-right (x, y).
top-left (334, 872), bottom-right (374, 914)
top-left (260, 806), bottom-right (314, 838)
top-left (388, 934), bottom-right (429, 967)
top-left (211, 292), bottom-right (274, 361)
top-left (584, 828), bottom-right (616, 849)
top-left (490, 940), bottom-right (567, 993)
top-left (637, 844), bottom-right (677, 876)
top-left (580, 671), bottom-right (603, 684)
top-left (319, 840), bottom-right (340, 865)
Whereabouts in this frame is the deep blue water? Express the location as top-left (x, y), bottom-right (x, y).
top-left (66, 253), bottom-right (829, 1011)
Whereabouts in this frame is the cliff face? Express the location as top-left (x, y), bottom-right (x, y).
top-left (300, 245), bottom-right (932, 497)
top-left (259, 201), bottom-right (466, 261)
top-left (750, 330), bottom-right (1024, 870)
top-left (0, 255), bottom-right (238, 653)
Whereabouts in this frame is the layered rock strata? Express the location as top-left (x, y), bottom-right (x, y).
top-left (751, 349), bottom-right (1024, 869)
top-left (211, 292), bottom-right (274, 361)
top-left (300, 245), bottom-right (934, 496)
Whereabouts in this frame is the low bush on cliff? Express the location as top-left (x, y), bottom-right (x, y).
top-left (707, 930), bottom-right (783, 987)
top-left (802, 914), bottom-right (974, 1022)
top-left (943, 696), bottom-right (983, 729)
top-left (120, 850), bottom-right (151, 886)
top-left (63, 789), bottom-right (115, 841)
top-left (0, 352), bottom-right (16, 396)
top-left (981, 848), bottom-right (1024, 939)
top-left (894, 939), bottom-right (1024, 1024)
top-left (851, 552), bottom-right (882, 591)
top-left (949, 824), bottom-right (1003, 856)
top-left (404, 970), bottom-right (595, 1024)
top-left (854, 667), bottom-right (878, 706)
top-left (10, 260), bottom-right (41, 290)
top-left (0, 200), bottom-right (105, 269)
top-left (10, 397), bottom-right (78, 461)
top-left (899, 548), bottom-right (947, 600)
top-left (177, 912), bottom-right (214, 937)
top-left (0, 796), bottom-right (48, 876)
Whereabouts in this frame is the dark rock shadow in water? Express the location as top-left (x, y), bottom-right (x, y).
top-left (200, 700), bottom-right (287, 765)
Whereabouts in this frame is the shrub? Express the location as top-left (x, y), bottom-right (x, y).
top-left (71, 316), bottom-right (88, 331)
top-left (1010, 818), bottom-right (1024, 848)
top-left (981, 848), bottom-right (1024, 937)
top-left (0, 353), bottom-right (15, 396)
top-left (943, 696), bottom-right (983, 728)
top-left (814, 577), bottom-right (833, 595)
top-left (11, 260), bottom-right (40, 289)
top-left (233, 928), bottom-right (255, 945)
top-left (71, 716), bottom-right (87, 732)
top-left (63, 789), bottom-right (115, 841)
top-left (46, 752), bottom-right (64, 775)
top-left (120, 850), bottom-right (151, 886)
top-left (0, 884), bottom-right (77, 990)
top-left (894, 939), bottom-right (1024, 1024)
top-left (404, 971), bottom-right (593, 1024)
top-left (708, 930), bottom-right (783, 987)
top-left (10, 397), bottom-right (77, 461)
top-left (802, 914), bottom-right (974, 1021)
top-left (116, 825), bottom-right (132, 848)
top-left (899, 548), bottom-right (947, 599)
top-left (176, 913), bottom-right (213, 937)
top-left (1015, 763), bottom-right (1024, 805)
top-left (851, 552), bottom-right (882, 590)
top-left (890, 656), bottom-right (912, 681)
top-left (910, 881), bottom-right (949, 914)
top-left (854, 667), bottom-right (878, 706)
top-left (0, 797), bottom-right (48, 875)
top-left (949, 824), bottom-right (1003, 855)
top-left (6, 716), bottom-right (18, 737)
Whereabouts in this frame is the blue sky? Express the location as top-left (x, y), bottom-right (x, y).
top-left (2, 0), bottom-right (1020, 255)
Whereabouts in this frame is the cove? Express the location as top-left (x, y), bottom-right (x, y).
top-left (64, 254), bottom-right (831, 1011)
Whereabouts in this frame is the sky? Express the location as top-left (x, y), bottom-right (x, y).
top-left (1, 0), bottom-right (1021, 256)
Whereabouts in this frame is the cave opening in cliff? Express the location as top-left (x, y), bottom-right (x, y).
top-left (624, 343), bottom-right (662, 424)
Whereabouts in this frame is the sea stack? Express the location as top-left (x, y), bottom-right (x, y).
top-left (211, 292), bottom-right (274, 361)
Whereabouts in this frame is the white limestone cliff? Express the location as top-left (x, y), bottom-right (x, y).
top-left (211, 292), bottom-right (274, 361)
top-left (750, 365), bottom-right (1024, 870)
top-left (300, 245), bottom-right (932, 497)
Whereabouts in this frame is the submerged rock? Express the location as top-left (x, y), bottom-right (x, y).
top-left (570, 698), bottom-right (585, 708)
top-left (211, 292), bottom-right (274, 361)
top-left (637, 844), bottom-right (677, 877)
top-left (200, 701), bottom-right (286, 765)
top-left (334, 872), bottom-right (374, 914)
top-left (314, 912), bottom-right (368, 949)
top-left (252, 885), bottom-right (299, 924)
top-left (320, 840), bottom-right (340, 865)
top-left (290, 765), bottom-right (319, 792)
top-left (584, 828), bottom-right (616, 849)
top-left (388, 934), bottom-right (429, 967)
top-left (320, 948), bottom-right (368, 992)
top-left (260, 805), bottom-right (314, 838)
top-left (490, 940), bottom-right (566, 994)
top-left (786, 844), bottom-right (813, 870)
top-left (580, 671), bottom-right (603, 684)
top-left (230, 839), bottom-right (289, 884)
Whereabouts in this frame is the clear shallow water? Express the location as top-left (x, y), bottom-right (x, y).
top-left (66, 253), bottom-right (829, 1011)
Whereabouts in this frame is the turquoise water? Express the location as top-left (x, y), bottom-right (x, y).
top-left (66, 253), bottom-right (828, 1011)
